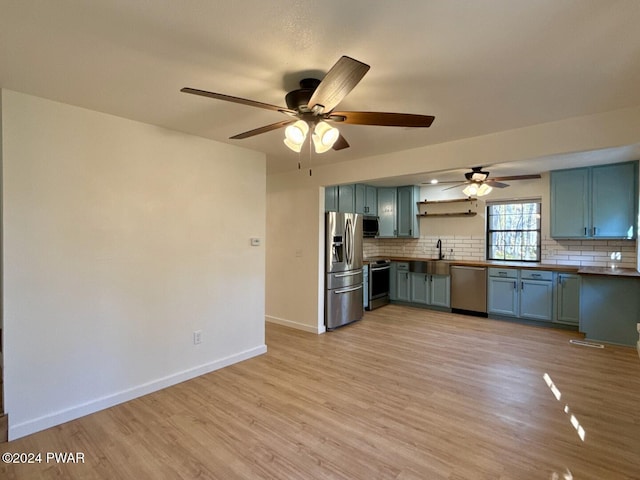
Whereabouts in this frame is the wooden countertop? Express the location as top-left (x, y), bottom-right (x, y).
top-left (365, 256), bottom-right (640, 277)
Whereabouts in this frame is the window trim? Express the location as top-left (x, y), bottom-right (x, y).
top-left (486, 198), bottom-right (542, 262)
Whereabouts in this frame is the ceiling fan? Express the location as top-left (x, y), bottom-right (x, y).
top-left (437, 167), bottom-right (541, 196)
top-left (181, 56), bottom-right (435, 154)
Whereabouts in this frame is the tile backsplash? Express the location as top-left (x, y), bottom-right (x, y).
top-left (364, 235), bottom-right (638, 268)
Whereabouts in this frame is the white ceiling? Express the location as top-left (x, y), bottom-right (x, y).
top-left (2, 1), bottom-right (640, 178)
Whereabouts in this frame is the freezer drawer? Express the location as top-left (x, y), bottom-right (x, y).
top-left (325, 283), bottom-right (364, 330)
top-left (451, 266), bottom-right (487, 313)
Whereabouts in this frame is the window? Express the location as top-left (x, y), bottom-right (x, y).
top-left (487, 200), bottom-right (541, 262)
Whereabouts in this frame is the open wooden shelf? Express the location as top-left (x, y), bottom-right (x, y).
top-left (417, 211), bottom-right (477, 218)
top-left (417, 197), bottom-right (478, 217)
top-left (417, 197), bottom-right (476, 205)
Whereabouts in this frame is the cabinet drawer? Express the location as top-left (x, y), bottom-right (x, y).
top-left (520, 270), bottom-right (553, 281)
top-left (396, 262), bottom-right (409, 271)
top-left (488, 268), bottom-right (517, 279)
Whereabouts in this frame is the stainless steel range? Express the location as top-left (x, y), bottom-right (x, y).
top-left (367, 259), bottom-right (391, 310)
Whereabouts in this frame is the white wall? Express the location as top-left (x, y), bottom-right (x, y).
top-left (266, 106), bottom-right (640, 333)
top-left (1, 90), bottom-right (267, 440)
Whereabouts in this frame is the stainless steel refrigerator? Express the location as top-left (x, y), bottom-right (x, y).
top-left (325, 212), bottom-right (363, 330)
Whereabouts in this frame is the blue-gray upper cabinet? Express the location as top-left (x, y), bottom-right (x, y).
top-left (338, 184), bottom-right (356, 213)
top-left (550, 168), bottom-right (589, 238)
top-left (377, 187), bottom-right (398, 237)
top-left (355, 184), bottom-right (378, 215)
top-left (397, 186), bottom-right (420, 238)
top-left (591, 162), bottom-right (637, 238)
top-left (550, 161), bottom-right (637, 239)
top-left (325, 185), bottom-right (338, 212)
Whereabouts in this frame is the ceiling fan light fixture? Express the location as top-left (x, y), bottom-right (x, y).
top-left (462, 184), bottom-right (478, 197)
top-left (312, 121), bottom-right (339, 153)
top-left (477, 183), bottom-right (493, 196)
top-left (284, 120), bottom-right (309, 152)
top-left (471, 172), bottom-right (488, 182)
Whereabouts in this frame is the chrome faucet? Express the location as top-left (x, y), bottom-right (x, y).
top-left (436, 239), bottom-right (444, 260)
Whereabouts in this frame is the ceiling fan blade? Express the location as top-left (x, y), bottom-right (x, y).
top-left (485, 180), bottom-right (510, 188)
top-left (490, 174), bottom-right (542, 181)
top-left (328, 111), bottom-right (435, 127)
top-left (181, 87), bottom-right (296, 115)
top-left (442, 183), bottom-right (467, 191)
top-left (332, 134), bottom-right (350, 151)
top-left (229, 119), bottom-right (296, 140)
top-left (307, 56), bottom-right (370, 113)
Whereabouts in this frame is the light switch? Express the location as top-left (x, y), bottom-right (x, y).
top-left (250, 238), bottom-right (261, 246)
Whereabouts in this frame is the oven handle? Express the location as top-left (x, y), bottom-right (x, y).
top-left (371, 265), bottom-right (391, 271)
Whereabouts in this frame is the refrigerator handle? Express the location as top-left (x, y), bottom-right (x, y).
top-left (346, 217), bottom-right (353, 265)
top-left (334, 284), bottom-right (363, 294)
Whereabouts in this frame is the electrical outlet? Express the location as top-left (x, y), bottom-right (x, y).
top-left (193, 330), bottom-right (202, 345)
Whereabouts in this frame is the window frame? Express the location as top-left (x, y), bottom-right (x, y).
top-left (485, 198), bottom-right (542, 262)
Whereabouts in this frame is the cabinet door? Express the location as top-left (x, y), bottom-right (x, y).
top-left (325, 185), bottom-right (338, 212)
top-left (396, 270), bottom-right (410, 302)
top-left (519, 279), bottom-right (553, 321)
top-left (550, 168), bottom-right (589, 238)
top-left (409, 273), bottom-right (429, 304)
top-left (430, 275), bottom-right (451, 308)
top-left (555, 273), bottom-right (580, 325)
top-left (591, 162), bottom-right (637, 238)
top-left (488, 277), bottom-right (518, 316)
top-left (397, 186), bottom-right (420, 238)
top-left (389, 262), bottom-right (397, 300)
top-left (377, 188), bottom-right (397, 237)
top-left (365, 186), bottom-right (378, 216)
top-left (363, 264), bottom-right (369, 309)
top-left (354, 184), bottom-right (366, 214)
top-left (338, 184), bottom-right (355, 213)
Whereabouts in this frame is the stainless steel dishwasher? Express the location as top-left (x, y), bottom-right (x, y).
top-left (450, 266), bottom-right (487, 315)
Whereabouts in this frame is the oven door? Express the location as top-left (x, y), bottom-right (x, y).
top-left (368, 262), bottom-right (390, 309)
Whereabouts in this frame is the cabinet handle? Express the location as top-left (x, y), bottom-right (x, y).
top-left (521, 281), bottom-right (524, 290)
top-left (593, 226), bottom-right (597, 235)
top-left (584, 227), bottom-right (587, 235)
top-left (409, 229), bottom-right (412, 236)
top-left (513, 281), bottom-right (517, 289)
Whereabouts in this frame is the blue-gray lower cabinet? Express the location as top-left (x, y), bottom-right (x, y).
top-left (396, 263), bottom-right (410, 302)
top-left (389, 262), bottom-right (397, 300)
top-left (488, 268), bottom-right (553, 321)
top-left (580, 275), bottom-right (640, 346)
top-left (554, 273), bottom-right (580, 325)
top-left (363, 264), bottom-right (369, 309)
top-left (519, 271), bottom-right (553, 321)
top-left (406, 270), bottom-right (451, 308)
top-left (430, 275), bottom-right (451, 308)
top-left (487, 269), bottom-right (519, 316)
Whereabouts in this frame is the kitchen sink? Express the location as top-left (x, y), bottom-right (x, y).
top-left (408, 260), bottom-right (450, 275)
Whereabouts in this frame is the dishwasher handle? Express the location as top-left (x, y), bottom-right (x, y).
top-left (451, 266), bottom-right (486, 271)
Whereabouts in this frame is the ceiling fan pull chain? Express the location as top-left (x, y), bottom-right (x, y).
top-left (309, 133), bottom-right (313, 176)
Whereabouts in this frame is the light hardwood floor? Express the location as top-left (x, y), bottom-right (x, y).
top-left (2, 305), bottom-right (640, 479)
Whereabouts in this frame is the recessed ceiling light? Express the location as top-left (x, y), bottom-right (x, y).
top-left (430, 179), bottom-right (438, 184)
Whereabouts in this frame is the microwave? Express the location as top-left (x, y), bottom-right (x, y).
top-left (362, 215), bottom-right (380, 238)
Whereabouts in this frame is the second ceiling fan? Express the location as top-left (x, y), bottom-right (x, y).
top-left (438, 167), bottom-right (541, 196)
top-left (181, 55), bottom-right (435, 154)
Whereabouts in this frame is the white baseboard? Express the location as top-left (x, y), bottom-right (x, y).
top-left (9, 344), bottom-right (267, 441)
top-left (266, 315), bottom-right (325, 334)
